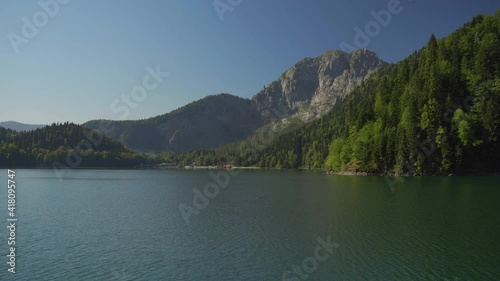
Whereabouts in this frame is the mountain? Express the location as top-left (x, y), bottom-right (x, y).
top-left (85, 49), bottom-right (386, 152)
top-left (0, 121), bottom-right (45, 132)
top-left (254, 49), bottom-right (387, 121)
top-left (85, 94), bottom-right (266, 152)
top-left (237, 12), bottom-right (500, 174)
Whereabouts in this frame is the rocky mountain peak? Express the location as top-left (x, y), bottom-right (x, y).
top-left (254, 49), bottom-right (387, 121)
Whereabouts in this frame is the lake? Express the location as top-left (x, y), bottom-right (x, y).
top-left (0, 169), bottom-right (499, 280)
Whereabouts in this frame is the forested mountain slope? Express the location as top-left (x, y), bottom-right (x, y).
top-left (254, 12), bottom-right (500, 174)
top-left (0, 123), bottom-right (153, 167)
top-left (85, 94), bottom-right (266, 153)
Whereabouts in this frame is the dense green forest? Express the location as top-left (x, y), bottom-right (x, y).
top-left (0, 123), bottom-right (159, 168)
top-left (173, 12), bottom-right (500, 175)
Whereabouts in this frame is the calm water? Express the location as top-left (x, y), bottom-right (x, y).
top-left (0, 169), bottom-right (499, 280)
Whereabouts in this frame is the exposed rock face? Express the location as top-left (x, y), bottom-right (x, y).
top-left (253, 49), bottom-right (387, 121)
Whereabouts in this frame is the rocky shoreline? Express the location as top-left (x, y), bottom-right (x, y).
top-left (325, 170), bottom-right (500, 177)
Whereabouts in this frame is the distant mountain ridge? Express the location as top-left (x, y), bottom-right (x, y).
top-left (0, 121), bottom-right (45, 132)
top-left (84, 49), bottom-right (387, 152)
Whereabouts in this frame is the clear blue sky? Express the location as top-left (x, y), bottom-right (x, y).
top-left (1, 0), bottom-right (499, 124)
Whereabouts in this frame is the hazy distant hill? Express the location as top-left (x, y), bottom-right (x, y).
top-left (84, 94), bottom-right (266, 152)
top-left (0, 121), bottom-right (45, 132)
top-left (85, 49), bottom-right (386, 152)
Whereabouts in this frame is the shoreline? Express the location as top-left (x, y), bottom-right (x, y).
top-left (183, 166), bottom-right (261, 170)
top-left (1, 166), bottom-right (498, 176)
top-left (325, 170), bottom-right (500, 177)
